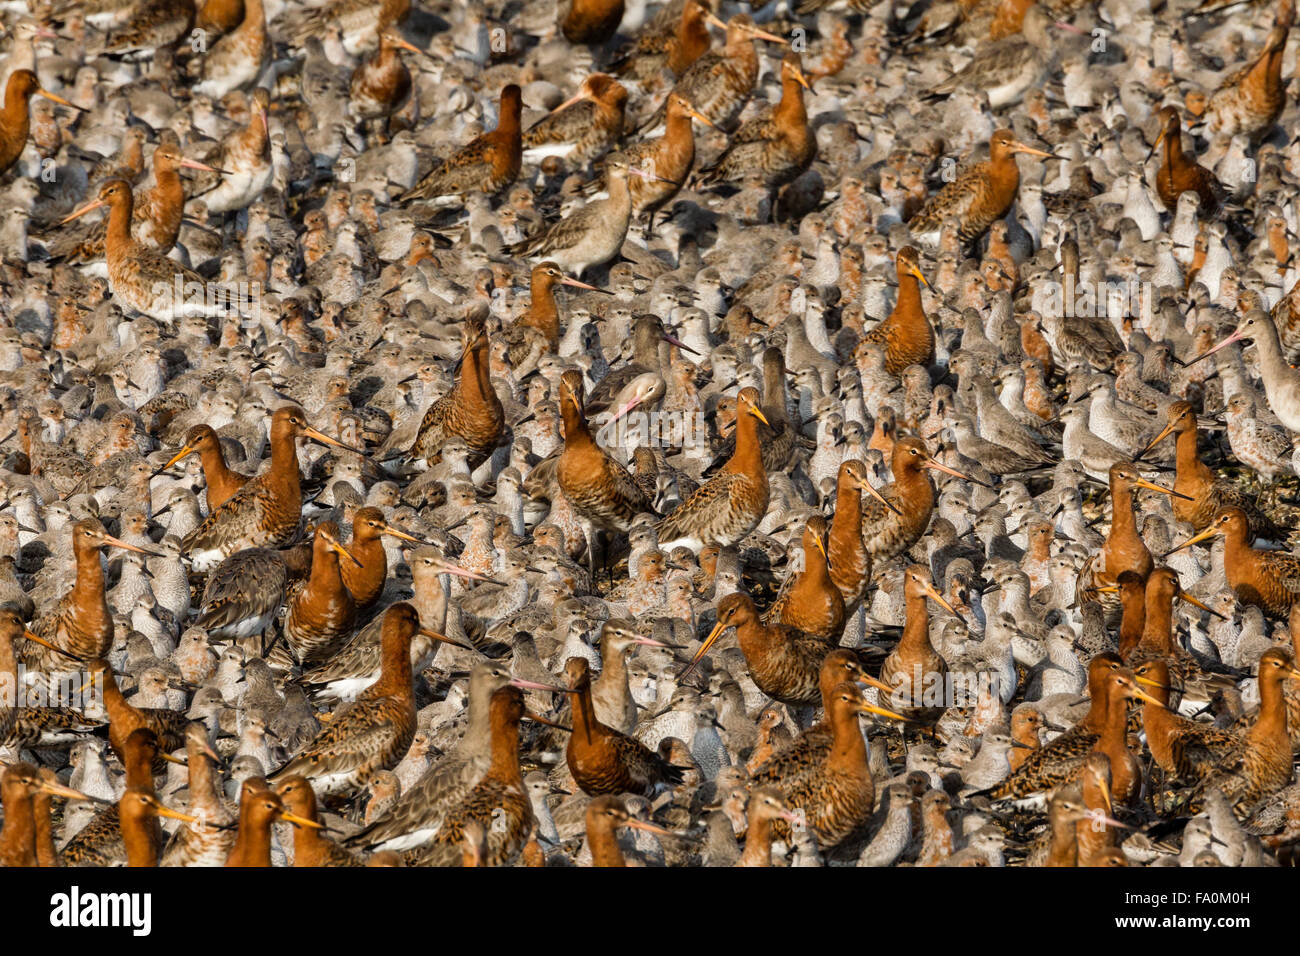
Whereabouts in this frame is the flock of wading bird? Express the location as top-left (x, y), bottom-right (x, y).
top-left (0, 0), bottom-right (1298, 869)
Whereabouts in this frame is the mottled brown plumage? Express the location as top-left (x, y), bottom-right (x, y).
top-left (276, 776), bottom-right (365, 866)
top-left (1159, 649), bottom-right (1300, 818)
top-left (1170, 508), bottom-right (1300, 619)
top-left (161, 724), bottom-right (235, 867)
top-left (908, 129), bottom-right (1053, 244)
top-left (879, 566), bottom-right (955, 723)
top-left (859, 247), bottom-right (935, 375)
top-left (610, 0), bottom-right (712, 81)
top-left (522, 74), bottom-right (627, 166)
top-left (1140, 402), bottom-right (1283, 541)
top-left (861, 437), bottom-right (982, 563)
top-left (647, 14), bottom-right (785, 132)
top-left (410, 311), bottom-right (505, 468)
top-left (408, 685), bottom-right (534, 866)
top-left (402, 84), bottom-right (521, 201)
top-left (557, 370), bottom-right (658, 534)
top-left (48, 141), bottom-right (220, 265)
top-left (827, 460), bottom-right (894, 609)
top-left (696, 51), bottom-right (815, 191)
top-left (656, 387), bottom-right (769, 551)
top-left (1148, 106), bottom-right (1224, 216)
top-left (1206, 7), bottom-right (1291, 140)
top-left (1134, 658), bottom-right (1241, 782)
top-left (348, 26), bottom-right (421, 122)
top-left (183, 406), bottom-right (363, 573)
top-left (764, 515), bottom-right (845, 640)
top-left (982, 654), bottom-right (1127, 798)
top-left (268, 603), bottom-right (422, 794)
top-left (565, 656), bottom-right (685, 796)
top-left (194, 548), bottom-right (289, 643)
top-left (623, 92), bottom-right (715, 222)
top-left (767, 682), bottom-right (882, 848)
top-left (750, 649), bottom-right (899, 791)
top-left (61, 728), bottom-right (165, 867)
top-left (22, 520), bottom-right (158, 672)
top-left (283, 522), bottom-right (361, 665)
top-left (685, 592), bottom-right (841, 707)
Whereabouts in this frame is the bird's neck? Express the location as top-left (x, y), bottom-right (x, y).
top-left (305, 552), bottom-right (347, 608)
top-left (989, 152), bottom-right (1022, 200)
top-left (121, 806), bottom-right (161, 867)
top-left (0, 90), bottom-right (30, 146)
top-left (1110, 486), bottom-right (1138, 538)
top-left (727, 35), bottom-right (758, 80)
top-left (735, 615), bottom-right (777, 658)
top-left (373, 632), bottom-right (413, 697)
top-left (411, 571), bottom-right (449, 634)
top-left (187, 751), bottom-right (222, 814)
top-left (0, 788), bottom-right (36, 865)
top-left (462, 686), bottom-right (494, 754)
top-left (32, 791), bottom-right (56, 867)
top-left (1252, 320), bottom-right (1290, 388)
top-left (522, 280), bottom-right (560, 347)
top-left (569, 681), bottom-right (603, 750)
top-left (495, 100), bottom-right (520, 138)
top-left (560, 398), bottom-right (595, 451)
top-left (1173, 427), bottom-right (1213, 494)
top-left (1117, 596), bottom-right (1145, 659)
top-left (738, 814), bottom-right (774, 866)
top-left (827, 707), bottom-right (869, 774)
top-left (104, 194), bottom-right (134, 254)
top-left (597, 644), bottom-right (628, 693)
top-left (900, 595), bottom-right (933, 653)
top-left (1252, 674), bottom-right (1289, 741)
top-left (98, 667), bottom-right (129, 726)
top-left (802, 544), bottom-right (831, 590)
top-left (241, 0), bottom-right (265, 27)
top-left (774, 77), bottom-right (806, 132)
top-left (198, 439), bottom-right (239, 491)
top-left (831, 481), bottom-right (863, 542)
top-left (1262, 43), bottom-right (1286, 88)
top-left (0, 637), bottom-right (15, 695)
top-left (290, 808), bottom-right (326, 861)
top-left (1138, 594), bottom-right (1175, 655)
top-left (266, 429), bottom-right (303, 493)
top-left (486, 717), bottom-right (523, 786)
top-left (1097, 691), bottom-right (1131, 752)
top-left (1221, 525), bottom-right (1252, 581)
top-left (342, 536), bottom-right (387, 606)
top-left (588, 818), bottom-right (626, 867)
top-left (665, 106), bottom-right (695, 154)
top-left (230, 813), bottom-right (273, 867)
top-left (724, 411), bottom-right (763, 476)
top-left (1081, 679), bottom-right (1111, 732)
top-left (891, 271), bottom-right (924, 325)
top-left (150, 162), bottom-right (186, 226)
top-left (894, 460), bottom-right (933, 512)
top-left (1046, 811), bottom-right (1078, 867)
top-left (456, 343), bottom-right (497, 412)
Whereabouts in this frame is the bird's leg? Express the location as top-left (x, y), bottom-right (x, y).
top-left (583, 522), bottom-right (602, 583)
